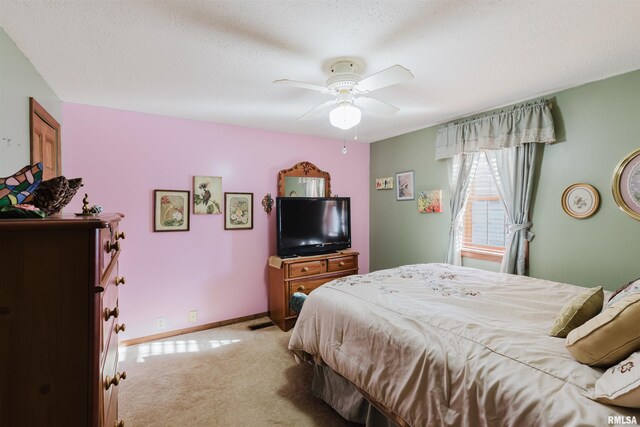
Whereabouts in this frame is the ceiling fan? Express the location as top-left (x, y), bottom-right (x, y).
top-left (274, 60), bottom-right (414, 130)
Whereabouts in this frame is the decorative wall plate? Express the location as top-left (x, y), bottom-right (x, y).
top-left (612, 148), bottom-right (640, 221)
top-left (561, 183), bottom-right (600, 219)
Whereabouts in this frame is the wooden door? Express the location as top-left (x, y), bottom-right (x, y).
top-left (30, 97), bottom-right (61, 180)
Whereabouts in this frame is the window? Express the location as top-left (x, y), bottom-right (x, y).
top-left (461, 155), bottom-right (507, 262)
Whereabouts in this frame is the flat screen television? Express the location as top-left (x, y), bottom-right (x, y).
top-left (276, 197), bottom-right (351, 257)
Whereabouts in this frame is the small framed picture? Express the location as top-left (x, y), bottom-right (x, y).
top-left (193, 176), bottom-right (222, 214)
top-left (561, 183), bottom-right (600, 219)
top-left (154, 190), bottom-right (190, 232)
top-left (396, 171), bottom-right (415, 200)
top-left (418, 190), bottom-right (443, 213)
top-left (375, 177), bottom-right (394, 190)
top-left (224, 192), bottom-right (253, 230)
top-left (612, 148), bottom-right (640, 221)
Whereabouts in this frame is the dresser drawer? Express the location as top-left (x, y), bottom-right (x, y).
top-left (327, 255), bottom-right (357, 272)
top-left (288, 276), bottom-right (335, 296)
top-left (101, 266), bottom-right (119, 364)
top-left (102, 328), bottom-right (120, 427)
top-left (287, 276), bottom-right (336, 317)
top-left (100, 224), bottom-right (124, 279)
top-left (288, 259), bottom-right (326, 278)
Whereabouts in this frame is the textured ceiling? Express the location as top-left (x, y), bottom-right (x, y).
top-left (1, 1), bottom-right (640, 143)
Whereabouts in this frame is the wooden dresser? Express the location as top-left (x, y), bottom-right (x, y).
top-left (0, 213), bottom-right (126, 426)
top-left (268, 251), bottom-right (359, 331)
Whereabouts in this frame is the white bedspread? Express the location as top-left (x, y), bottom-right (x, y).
top-left (288, 263), bottom-right (640, 426)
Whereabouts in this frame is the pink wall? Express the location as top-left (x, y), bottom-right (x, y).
top-left (62, 103), bottom-right (369, 340)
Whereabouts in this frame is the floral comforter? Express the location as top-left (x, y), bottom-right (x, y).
top-left (289, 263), bottom-right (639, 426)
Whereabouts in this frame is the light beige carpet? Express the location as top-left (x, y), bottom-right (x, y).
top-left (119, 318), bottom-right (360, 426)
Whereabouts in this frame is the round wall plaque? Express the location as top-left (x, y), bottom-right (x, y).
top-left (561, 183), bottom-right (600, 219)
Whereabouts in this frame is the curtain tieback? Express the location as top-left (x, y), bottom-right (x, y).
top-left (508, 222), bottom-right (534, 241)
top-left (448, 220), bottom-right (461, 234)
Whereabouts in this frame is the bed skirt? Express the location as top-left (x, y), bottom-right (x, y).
top-left (311, 363), bottom-right (401, 427)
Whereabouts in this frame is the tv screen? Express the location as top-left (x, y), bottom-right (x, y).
top-left (276, 197), bottom-right (351, 257)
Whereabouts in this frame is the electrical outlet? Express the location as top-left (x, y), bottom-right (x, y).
top-left (189, 310), bottom-right (198, 323)
top-left (156, 317), bottom-right (165, 329)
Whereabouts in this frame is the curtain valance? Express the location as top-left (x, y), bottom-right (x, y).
top-left (435, 100), bottom-right (555, 160)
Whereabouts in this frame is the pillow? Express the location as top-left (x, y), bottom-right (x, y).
top-left (549, 286), bottom-right (603, 338)
top-left (566, 293), bottom-right (640, 367)
top-left (608, 278), bottom-right (640, 308)
top-left (592, 351), bottom-right (640, 408)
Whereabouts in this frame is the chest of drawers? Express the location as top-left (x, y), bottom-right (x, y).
top-left (268, 251), bottom-right (359, 331)
top-left (0, 213), bottom-right (125, 426)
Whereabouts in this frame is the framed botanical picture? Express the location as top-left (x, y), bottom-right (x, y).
top-left (193, 176), bottom-right (222, 214)
top-left (154, 190), bottom-right (190, 231)
top-left (224, 192), bottom-right (253, 230)
top-left (612, 148), bottom-right (640, 220)
top-left (418, 190), bottom-right (443, 213)
top-left (561, 183), bottom-right (600, 219)
top-left (396, 171), bottom-right (415, 200)
top-left (375, 177), bottom-right (394, 190)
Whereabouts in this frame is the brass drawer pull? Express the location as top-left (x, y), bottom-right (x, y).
top-left (115, 231), bottom-right (126, 241)
top-left (104, 306), bottom-right (119, 321)
top-left (302, 267), bottom-right (309, 272)
top-left (115, 420), bottom-right (125, 427)
top-left (115, 276), bottom-right (126, 286)
top-left (104, 375), bottom-right (114, 390)
top-left (106, 241), bottom-right (120, 253)
top-left (338, 261), bottom-right (345, 267)
top-left (105, 371), bottom-right (127, 390)
top-left (115, 323), bottom-right (126, 334)
top-left (297, 285), bottom-right (305, 292)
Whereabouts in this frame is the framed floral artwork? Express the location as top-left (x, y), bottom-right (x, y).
top-left (154, 190), bottom-right (190, 232)
top-left (224, 192), bottom-right (253, 230)
top-left (612, 148), bottom-right (640, 221)
top-left (193, 176), bottom-right (222, 214)
top-left (396, 171), bottom-right (415, 200)
top-left (561, 183), bottom-right (600, 219)
top-left (418, 190), bottom-right (443, 213)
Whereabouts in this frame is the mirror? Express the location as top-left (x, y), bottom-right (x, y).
top-left (278, 161), bottom-right (331, 197)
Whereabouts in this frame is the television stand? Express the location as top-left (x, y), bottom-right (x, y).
top-left (267, 250), bottom-right (359, 331)
top-left (280, 250), bottom-right (340, 259)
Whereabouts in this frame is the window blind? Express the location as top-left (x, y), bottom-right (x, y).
top-left (462, 156), bottom-right (506, 253)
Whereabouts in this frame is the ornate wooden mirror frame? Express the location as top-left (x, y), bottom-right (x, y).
top-left (277, 161), bottom-right (331, 197)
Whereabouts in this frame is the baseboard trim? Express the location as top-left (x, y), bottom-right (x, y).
top-left (119, 311), bottom-right (269, 347)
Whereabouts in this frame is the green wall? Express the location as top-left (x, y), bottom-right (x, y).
top-left (0, 27), bottom-right (61, 176)
top-left (370, 69), bottom-right (640, 290)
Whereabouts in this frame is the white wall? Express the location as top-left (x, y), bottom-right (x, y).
top-left (0, 27), bottom-right (61, 176)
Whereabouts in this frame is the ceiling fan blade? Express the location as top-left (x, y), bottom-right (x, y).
top-left (356, 65), bottom-right (413, 92)
top-left (298, 100), bottom-right (336, 121)
top-left (273, 79), bottom-right (329, 93)
top-left (355, 96), bottom-right (400, 117)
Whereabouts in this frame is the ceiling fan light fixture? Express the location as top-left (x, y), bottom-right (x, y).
top-left (329, 102), bottom-right (361, 130)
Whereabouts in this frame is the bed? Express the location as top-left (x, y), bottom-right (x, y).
top-left (288, 263), bottom-right (640, 426)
